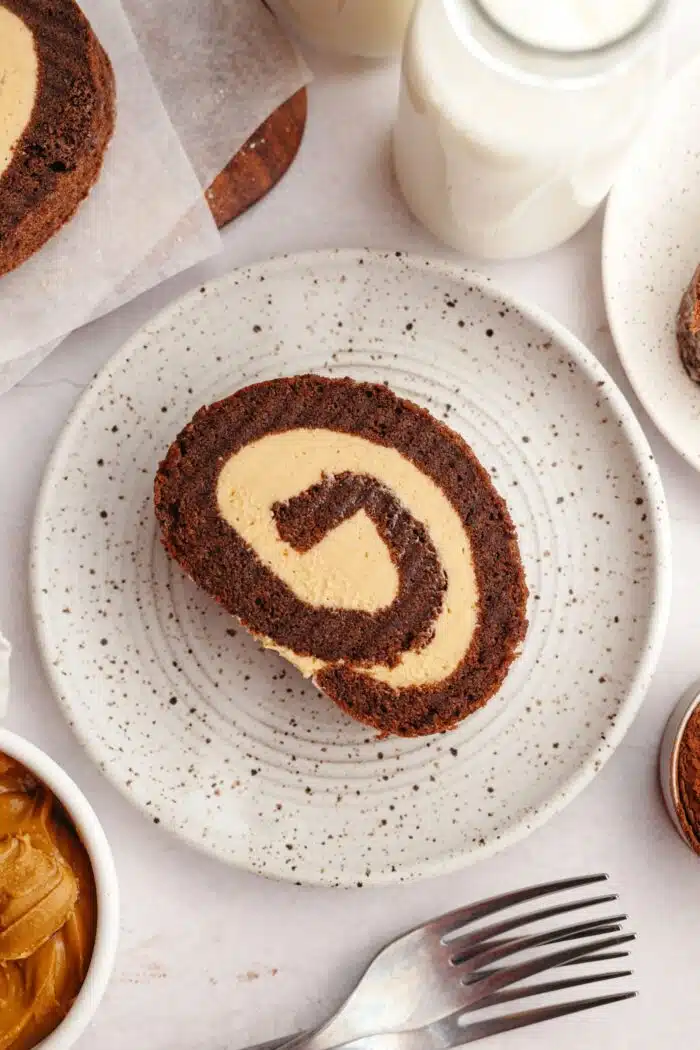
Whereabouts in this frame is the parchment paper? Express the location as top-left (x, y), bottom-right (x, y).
top-left (0, 0), bottom-right (310, 392)
top-left (124, 0), bottom-right (311, 188)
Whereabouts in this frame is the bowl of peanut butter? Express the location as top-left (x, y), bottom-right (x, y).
top-left (0, 729), bottom-right (119, 1050)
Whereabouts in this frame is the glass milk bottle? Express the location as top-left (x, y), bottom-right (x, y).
top-left (268, 0), bottom-right (417, 59)
top-left (393, 0), bottom-right (669, 259)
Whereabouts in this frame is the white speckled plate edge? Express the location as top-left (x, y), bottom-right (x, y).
top-left (30, 249), bottom-right (671, 886)
top-left (603, 54), bottom-right (700, 474)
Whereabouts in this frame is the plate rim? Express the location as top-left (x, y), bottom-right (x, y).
top-left (602, 54), bottom-right (700, 475)
top-left (30, 248), bottom-right (672, 885)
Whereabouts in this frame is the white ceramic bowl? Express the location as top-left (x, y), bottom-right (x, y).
top-left (0, 728), bottom-right (119, 1050)
top-left (658, 681), bottom-right (700, 857)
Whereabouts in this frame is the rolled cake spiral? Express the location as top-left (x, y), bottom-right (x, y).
top-left (154, 375), bottom-right (528, 737)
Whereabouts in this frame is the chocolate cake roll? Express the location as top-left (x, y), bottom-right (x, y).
top-left (154, 375), bottom-right (528, 738)
top-left (0, 0), bottom-right (115, 277)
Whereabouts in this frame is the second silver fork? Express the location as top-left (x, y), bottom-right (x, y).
top-left (240, 873), bottom-right (635, 1050)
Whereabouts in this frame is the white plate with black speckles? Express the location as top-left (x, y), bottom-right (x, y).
top-left (31, 249), bottom-right (671, 887)
top-left (603, 54), bottom-right (700, 474)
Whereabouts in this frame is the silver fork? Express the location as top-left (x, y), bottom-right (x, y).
top-left (315, 986), bottom-right (636, 1050)
top-left (241, 874), bottom-right (635, 1050)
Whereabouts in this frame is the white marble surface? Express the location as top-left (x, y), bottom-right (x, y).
top-left (3, 8), bottom-right (700, 1048)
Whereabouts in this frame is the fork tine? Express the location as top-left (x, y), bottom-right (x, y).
top-left (464, 920), bottom-right (625, 975)
top-left (563, 950), bottom-right (631, 966)
top-left (455, 915), bottom-right (624, 964)
top-left (547, 922), bottom-right (623, 942)
top-left (446, 893), bottom-right (617, 956)
top-left (455, 992), bottom-right (636, 1045)
top-left (470, 949), bottom-right (630, 981)
top-left (458, 914), bottom-right (627, 975)
top-left (462, 969), bottom-right (633, 1011)
top-left (466, 934), bottom-right (635, 1002)
top-left (429, 874), bottom-right (609, 939)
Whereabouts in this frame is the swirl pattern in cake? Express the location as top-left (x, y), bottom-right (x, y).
top-left (154, 375), bottom-right (528, 737)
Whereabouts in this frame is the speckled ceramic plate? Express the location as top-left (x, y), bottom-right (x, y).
top-left (31, 250), bottom-right (670, 886)
top-left (603, 55), bottom-right (700, 473)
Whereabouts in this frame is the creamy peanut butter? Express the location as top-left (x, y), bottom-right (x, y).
top-left (216, 428), bottom-right (480, 689)
top-left (0, 9), bottom-right (38, 178)
top-left (0, 754), bottom-right (97, 1050)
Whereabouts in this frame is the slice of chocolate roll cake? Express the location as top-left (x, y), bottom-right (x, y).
top-left (0, 0), bottom-right (115, 276)
top-left (154, 375), bottom-right (528, 738)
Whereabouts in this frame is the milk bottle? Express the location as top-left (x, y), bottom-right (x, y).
top-left (393, 0), bottom-right (668, 258)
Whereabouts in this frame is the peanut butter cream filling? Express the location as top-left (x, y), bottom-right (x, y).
top-left (0, 754), bottom-right (97, 1050)
top-left (0, 8), bottom-right (38, 177)
top-left (216, 428), bottom-right (479, 688)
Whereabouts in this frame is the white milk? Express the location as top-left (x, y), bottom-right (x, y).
top-left (477, 0), bottom-right (658, 51)
top-left (269, 0), bottom-right (417, 58)
top-left (393, 0), bottom-right (667, 259)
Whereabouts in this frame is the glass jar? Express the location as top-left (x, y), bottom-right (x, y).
top-left (393, 0), bottom-right (669, 259)
top-left (269, 0), bottom-right (417, 59)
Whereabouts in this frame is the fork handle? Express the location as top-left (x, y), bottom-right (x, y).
top-left (241, 1035), bottom-right (414, 1050)
top-left (242, 1016), bottom-right (362, 1050)
top-left (241, 1029), bottom-right (359, 1050)
top-left (240, 1034), bottom-right (305, 1050)
top-left (240, 1028), bottom-right (369, 1050)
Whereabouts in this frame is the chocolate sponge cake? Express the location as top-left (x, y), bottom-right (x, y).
top-left (154, 375), bottom-right (528, 738)
top-left (0, 0), bottom-right (115, 277)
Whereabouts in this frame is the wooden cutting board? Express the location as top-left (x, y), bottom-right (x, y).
top-left (205, 87), bottom-right (307, 229)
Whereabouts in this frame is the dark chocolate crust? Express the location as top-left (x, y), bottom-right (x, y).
top-left (0, 0), bottom-right (116, 277)
top-left (154, 375), bottom-right (528, 738)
